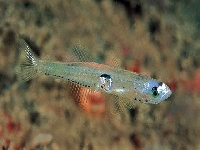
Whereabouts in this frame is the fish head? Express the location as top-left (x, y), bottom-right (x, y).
top-left (143, 80), bottom-right (172, 104)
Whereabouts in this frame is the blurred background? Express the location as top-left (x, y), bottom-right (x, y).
top-left (0, 0), bottom-right (200, 149)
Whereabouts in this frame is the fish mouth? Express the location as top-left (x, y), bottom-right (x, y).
top-left (156, 83), bottom-right (172, 102)
top-left (161, 85), bottom-right (172, 100)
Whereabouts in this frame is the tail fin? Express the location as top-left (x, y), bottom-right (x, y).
top-left (15, 38), bottom-right (39, 81)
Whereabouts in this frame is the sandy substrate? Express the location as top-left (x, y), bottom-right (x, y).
top-left (0, 0), bottom-right (200, 149)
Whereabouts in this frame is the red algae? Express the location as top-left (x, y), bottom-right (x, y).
top-left (181, 69), bottom-right (200, 94)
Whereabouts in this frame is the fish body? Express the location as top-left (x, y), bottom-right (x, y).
top-left (16, 39), bottom-right (172, 104)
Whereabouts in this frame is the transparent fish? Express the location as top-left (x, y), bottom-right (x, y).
top-left (16, 38), bottom-right (172, 106)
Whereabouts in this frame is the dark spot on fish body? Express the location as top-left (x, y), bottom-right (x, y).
top-left (100, 74), bottom-right (111, 79)
top-left (45, 72), bottom-right (66, 80)
top-left (101, 85), bottom-right (104, 89)
top-left (99, 73), bottom-right (112, 91)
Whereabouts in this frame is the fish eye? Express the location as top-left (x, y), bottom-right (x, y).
top-left (151, 87), bottom-right (159, 98)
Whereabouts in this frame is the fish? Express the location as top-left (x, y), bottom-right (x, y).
top-left (15, 38), bottom-right (172, 105)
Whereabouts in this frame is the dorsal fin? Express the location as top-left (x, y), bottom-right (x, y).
top-left (70, 43), bottom-right (121, 69)
top-left (70, 44), bottom-right (93, 62)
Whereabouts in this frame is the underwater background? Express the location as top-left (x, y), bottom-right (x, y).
top-left (0, 0), bottom-right (200, 149)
